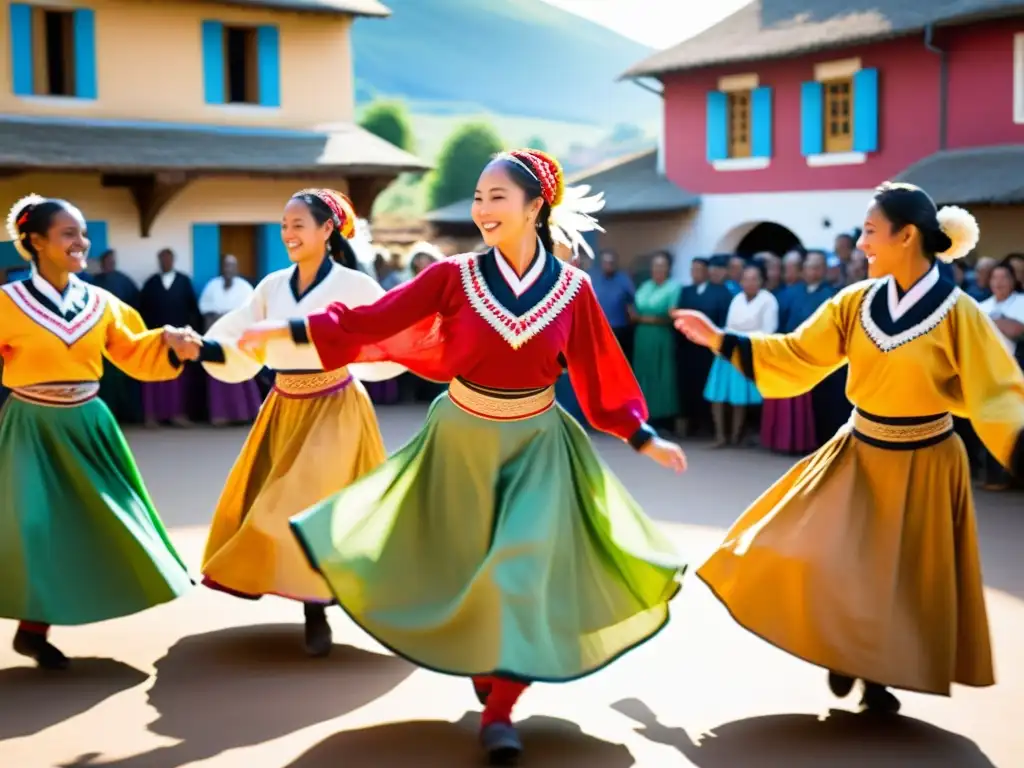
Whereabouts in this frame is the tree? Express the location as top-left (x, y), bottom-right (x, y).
top-left (608, 122), bottom-right (643, 144)
top-left (427, 121), bottom-right (503, 210)
top-left (359, 100), bottom-right (415, 153)
top-left (525, 135), bottom-right (547, 152)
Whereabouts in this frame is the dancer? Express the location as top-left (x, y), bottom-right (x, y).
top-left (0, 195), bottom-right (200, 669)
top-left (199, 189), bottom-right (404, 656)
top-left (675, 182), bottom-right (1024, 712)
top-left (238, 149), bottom-right (687, 764)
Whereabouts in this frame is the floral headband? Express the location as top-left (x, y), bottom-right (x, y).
top-left (294, 188), bottom-right (356, 239)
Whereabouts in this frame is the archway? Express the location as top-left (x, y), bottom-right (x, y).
top-left (735, 222), bottom-right (802, 258)
top-left (714, 221), bottom-right (803, 258)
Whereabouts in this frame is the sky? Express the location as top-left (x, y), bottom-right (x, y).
top-left (539, 0), bottom-right (751, 49)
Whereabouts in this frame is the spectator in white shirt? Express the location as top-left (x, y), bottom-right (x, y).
top-left (199, 255), bottom-right (263, 426)
top-left (978, 262), bottom-right (1024, 357)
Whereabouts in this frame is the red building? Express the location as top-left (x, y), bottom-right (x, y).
top-left (623, 0), bottom-right (1024, 267)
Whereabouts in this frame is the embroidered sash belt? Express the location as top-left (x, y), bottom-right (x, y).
top-left (851, 408), bottom-right (954, 450)
top-left (448, 377), bottom-right (555, 422)
top-left (274, 368), bottom-right (352, 399)
top-left (11, 381), bottom-right (100, 407)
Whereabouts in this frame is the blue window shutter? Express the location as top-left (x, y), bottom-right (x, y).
top-left (751, 86), bottom-right (772, 158)
top-left (852, 67), bottom-right (879, 153)
top-left (9, 4), bottom-right (33, 96)
top-left (85, 220), bottom-right (108, 259)
top-left (800, 81), bottom-right (824, 156)
top-left (257, 25), bottom-right (280, 107)
top-left (705, 91), bottom-right (728, 161)
top-left (191, 223), bottom-right (221, 294)
top-left (73, 9), bottom-right (97, 98)
top-left (257, 223), bottom-right (289, 277)
top-left (201, 21), bottom-right (225, 104)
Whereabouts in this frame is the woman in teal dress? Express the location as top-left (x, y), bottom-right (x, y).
top-left (631, 252), bottom-right (682, 430)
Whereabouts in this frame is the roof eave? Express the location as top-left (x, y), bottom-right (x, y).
top-left (209, 0), bottom-right (391, 18)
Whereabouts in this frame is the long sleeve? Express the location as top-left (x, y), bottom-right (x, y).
top-left (201, 282), bottom-right (268, 384)
top-left (565, 279), bottom-right (654, 448)
top-left (953, 298), bottom-right (1024, 475)
top-left (720, 288), bottom-right (851, 399)
top-left (297, 260), bottom-right (457, 377)
top-left (103, 296), bottom-right (183, 382)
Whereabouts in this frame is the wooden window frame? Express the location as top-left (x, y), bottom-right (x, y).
top-left (822, 76), bottom-right (854, 154)
top-left (31, 6), bottom-right (77, 97)
top-left (223, 25), bottom-right (260, 105)
top-left (726, 90), bottom-right (752, 159)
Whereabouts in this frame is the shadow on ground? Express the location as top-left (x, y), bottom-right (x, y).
top-left (0, 658), bottom-right (148, 740)
top-left (280, 711), bottom-right (636, 768)
top-left (613, 698), bottom-right (996, 767)
top-left (61, 624), bottom-right (414, 768)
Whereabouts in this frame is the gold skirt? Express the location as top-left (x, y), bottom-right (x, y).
top-left (201, 369), bottom-right (387, 602)
top-left (698, 409), bottom-right (993, 695)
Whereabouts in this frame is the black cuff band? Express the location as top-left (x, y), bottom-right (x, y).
top-left (1012, 429), bottom-right (1024, 478)
top-left (199, 340), bottom-right (225, 364)
top-left (719, 332), bottom-right (755, 380)
top-left (628, 423), bottom-right (657, 451)
top-left (167, 349), bottom-right (182, 368)
top-left (289, 319), bottom-right (309, 344)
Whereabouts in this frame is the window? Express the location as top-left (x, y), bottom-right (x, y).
top-left (822, 77), bottom-right (853, 153)
top-left (33, 8), bottom-right (76, 96)
top-left (8, 4), bottom-right (96, 99)
top-left (1014, 33), bottom-right (1024, 123)
top-left (224, 26), bottom-right (259, 104)
top-left (202, 21), bottom-right (280, 107)
top-left (727, 91), bottom-right (752, 158)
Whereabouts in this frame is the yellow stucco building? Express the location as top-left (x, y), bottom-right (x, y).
top-left (0, 0), bottom-right (427, 286)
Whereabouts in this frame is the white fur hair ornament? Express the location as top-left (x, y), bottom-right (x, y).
top-left (935, 205), bottom-right (980, 263)
top-left (5, 193), bottom-right (47, 261)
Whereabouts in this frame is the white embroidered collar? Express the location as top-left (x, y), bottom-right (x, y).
top-left (32, 271), bottom-right (88, 314)
top-left (887, 265), bottom-right (939, 321)
top-left (457, 252), bottom-right (585, 349)
top-left (860, 273), bottom-right (960, 353)
top-left (2, 272), bottom-right (106, 346)
top-left (493, 238), bottom-right (545, 298)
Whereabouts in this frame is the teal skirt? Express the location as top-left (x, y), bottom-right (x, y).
top-left (291, 393), bottom-right (685, 682)
top-left (0, 396), bottom-right (192, 625)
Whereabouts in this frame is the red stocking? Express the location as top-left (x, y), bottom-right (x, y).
top-left (481, 677), bottom-right (529, 728)
top-left (17, 621), bottom-right (49, 636)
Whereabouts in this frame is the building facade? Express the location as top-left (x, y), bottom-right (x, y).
top-left (623, 0), bottom-right (1024, 278)
top-left (0, 0), bottom-right (428, 285)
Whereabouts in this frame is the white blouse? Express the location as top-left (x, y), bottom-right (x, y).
top-left (725, 289), bottom-right (779, 334)
top-left (201, 261), bottom-right (406, 384)
top-left (979, 291), bottom-right (1024, 355)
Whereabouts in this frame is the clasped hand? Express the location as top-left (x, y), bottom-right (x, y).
top-left (162, 326), bottom-right (203, 361)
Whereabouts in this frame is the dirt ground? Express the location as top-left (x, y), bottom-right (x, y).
top-left (1, 405), bottom-right (1020, 767)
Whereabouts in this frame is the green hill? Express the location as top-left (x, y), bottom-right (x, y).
top-left (351, 0), bottom-right (660, 128)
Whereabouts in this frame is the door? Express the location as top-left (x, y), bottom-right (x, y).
top-left (218, 224), bottom-right (258, 282)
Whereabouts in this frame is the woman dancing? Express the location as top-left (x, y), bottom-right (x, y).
top-left (0, 195), bottom-right (200, 668)
top-left (675, 182), bottom-right (1024, 713)
top-left (199, 189), bottom-right (404, 656)
top-left (238, 149), bottom-right (687, 764)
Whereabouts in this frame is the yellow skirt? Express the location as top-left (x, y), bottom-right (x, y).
top-left (698, 409), bottom-right (993, 695)
top-left (201, 369), bottom-right (387, 602)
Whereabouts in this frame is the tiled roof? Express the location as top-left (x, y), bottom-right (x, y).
top-left (894, 144), bottom-right (1024, 204)
top-left (204, 0), bottom-right (390, 16)
top-left (0, 116), bottom-right (430, 175)
top-left (623, 0), bottom-right (1024, 78)
top-left (426, 148), bottom-right (697, 224)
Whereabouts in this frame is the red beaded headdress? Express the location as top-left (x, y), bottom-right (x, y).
top-left (496, 148), bottom-right (605, 260)
top-left (294, 188), bottom-right (357, 239)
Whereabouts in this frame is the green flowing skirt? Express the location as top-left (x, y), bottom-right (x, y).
top-left (0, 396), bottom-right (192, 625)
top-left (291, 394), bottom-right (685, 682)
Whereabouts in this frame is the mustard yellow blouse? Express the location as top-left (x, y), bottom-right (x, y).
top-left (0, 273), bottom-right (181, 388)
top-left (722, 266), bottom-right (1024, 469)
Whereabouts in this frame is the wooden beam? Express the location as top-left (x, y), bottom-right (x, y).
top-left (101, 173), bottom-right (190, 237)
top-left (346, 175), bottom-right (396, 216)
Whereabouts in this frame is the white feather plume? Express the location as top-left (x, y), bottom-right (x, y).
top-left (935, 205), bottom-right (979, 263)
top-left (549, 183), bottom-right (606, 261)
top-left (5, 193), bottom-right (45, 262)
